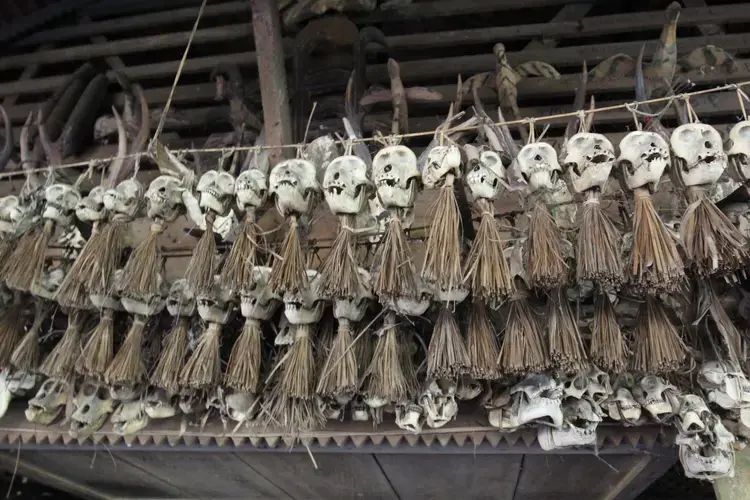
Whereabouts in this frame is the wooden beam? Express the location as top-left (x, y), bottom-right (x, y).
top-left (524, 1), bottom-right (595, 50)
top-left (251, 0), bottom-right (292, 165)
top-left (2, 43), bottom-right (53, 109)
top-left (681, 0), bottom-right (723, 36)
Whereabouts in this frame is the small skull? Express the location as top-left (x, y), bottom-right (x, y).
top-left (423, 145), bottom-right (462, 189)
top-left (511, 374), bottom-right (564, 428)
top-left (323, 155), bottom-right (373, 215)
top-left (235, 168), bottom-right (268, 212)
top-left (465, 149), bottom-right (507, 201)
top-left (538, 398), bottom-right (602, 451)
top-left (26, 378), bottom-right (69, 425)
top-left (240, 266), bottom-right (281, 321)
top-left (383, 274), bottom-right (434, 316)
top-left (350, 395), bottom-right (369, 422)
top-left (70, 380), bottom-right (115, 439)
top-left (671, 123), bottom-right (727, 187)
top-left (103, 179), bottom-right (144, 220)
top-left (283, 270), bottom-right (325, 325)
top-left (43, 183), bottom-right (81, 224)
top-left (727, 120), bottom-right (750, 182)
top-left (604, 387), bottom-right (642, 425)
top-left (269, 159), bottom-right (320, 216)
top-left (224, 390), bottom-right (259, 424)
top-left (196, 280), bottom-right (235, 324)
top-left (372, 145), bottom-right (421, 209)
top-left (75, 186), bottom-right (107, 223)
top-left (333, 268), bottom-right (373, 322)
top-left (0, 196), bottom-right (23, 234)
top-left (698, 361), bottom-right (750, 410)
top-left (110, 400), bottom-right (149, 435)
top-left (145, 175), bottom-right (184, 222)
top-left (166, 279), bottom-right (197, 317)
top-left (144, 387), bottom-right (178, 419)
top-left (562, 132), bottom-right (616, 193)
top-left (514, 142), bottom-right (561, 194)
top-left (618, 131), bottom-right (671, 191)
top-left (197, 169), bottom-right (235, 215)
top-left (395, 401), bottom-right (423, 433)
top-left (420, 379), bottom-right (458, 429)
top-left (121, 287), bottom-right (167, 318)
top-left (632, 375), bottom-right (680, 423)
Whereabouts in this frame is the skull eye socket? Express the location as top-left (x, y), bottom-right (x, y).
top-left (620, 159), bottom-right (635, 177)
top-left (83, 384), bottom-right (96, 397)
top-left (473, 165), bottom-right (480, 172)
top-left (384, 164), bottom-right (392, 173)
top-left (704, 140), bottom-right (713, 149)
top-left (97, 387), bottom-right (109, 399)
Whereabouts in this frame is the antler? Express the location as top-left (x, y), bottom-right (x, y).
top-left (20, 112), bottom-right (40, 193)
top-left (106, 106), bottom-right (128, 189)
top-left (0, 105), bottom-right (13, 171)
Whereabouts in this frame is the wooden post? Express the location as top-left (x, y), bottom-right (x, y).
top-left (715, 448), bottom-right (750, 500)
top-left (250, 0), bottom-right (292, 165)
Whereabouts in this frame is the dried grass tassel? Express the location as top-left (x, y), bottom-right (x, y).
top-left (577, 192), bottom-right (623, 288)
top-left (279, 324), bottom-right (316, 399)
top-left (526, 200), bottom-right (568, 289)
top-left (121, 222), bottom-right (166, 297)
top-left (355, 321), bottom-right (374, 379)
top-left (400, 331), bottom-right (419, 398)
top-left (10, 301), bottom-right (50, 372)
top-left (631, 298), bottom-right (687, 374)
top-left (185, 213), bottom-right (217, 295)
top-left (317, 318), bottom-right (357, 397)
top-left (150, 317), bottom-right (190, 393)
top-left (630, 187), bottom-right (683, 294)
top-left (427, 306), bottom-right (469, 380)
top-left (40, 310), bottom-right (87, 379)
top-left (0, 301), bottom-right (25, 368)
top-left (180, 322), bottom-right (223, 389)
top-left (680, 186), bottom-right (749, 277)
top-left (77, 308), bottom-right (115, 379)
top-left (547, 288), bottom-right (588, 373)
top-left (269, 215), bottom-right (307, 295)
top-left (498, 291), bottom-right (549, 374)
top-left (590, 294), bottom-right (628, 372)
top-left (373, 213), bottom-right (416, 300)
top-left (319, 215), bottom-right (361, 298)
top-left (362, 313), bottom-right (407, 404)
top-left (464, 199), bottom-right (514, 302)
top-left (220, 213), bottom-right (258, 293)
top-left (85, 219), bottom-right (127, 296)
top-left (55, 224), bottom-right (103, 308)
top-left (4, 219), bottom-right (54, 292)
top-left (105, 315), bottom-right (148, 385)
top-left (467, 300), bottom-right (499, 379)
top-left (422, 176), bottom-right (463, 290)
top-left (224, 318), bottom-right (263, 393)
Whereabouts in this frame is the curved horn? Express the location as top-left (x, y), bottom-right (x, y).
top-left (564, 63), bottom-right (588, 141)
top-left (20, 112), bottom-right (40, 192)
top-left (120, 83), bottom-right (150, 180)
top-left (0, 105), bottom-right (13, 171)
top-left (107, 106), bottom-right (128, 188)
top-left (37, 109), bottom-right (61, 168)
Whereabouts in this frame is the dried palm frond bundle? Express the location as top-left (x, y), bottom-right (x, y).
top-left (680, 186), bottom-right (748, 277)
top-left (630, 187), bottom-right (683, 294)
top-left (0, 299), bottom-right (24, 368)
top-left (355, 319), bottom-right (374, 379)
top-left (525, 200), bottom-right (568, 289)
top-left (10, 300), bottom-right (51, 372)
top-left (40, 309), bottom-right (88, 378)
top-left (220, 215), bottom-right (260, 294)
top-left (319, 215), bottom-right (361, 298)
top-left (185, 213), bottom-right (218, 295)
top-left (577, 193), bottom-right (623, 288)
top-left (262, 384), bottom-right (325, 433)
top-left (76, 308), bottom-right (115, 379)
top-left (180, 322), bottom-right (223, 389)
top-left (120, 222), bottom-right (166, 298)
top-left (400, 329), bottom-right (420, 398)
top-left (589, 294), bottom-right (628, 372)
top-left (150, 317), bottom-right (190, 393)
top-left (427, 306), bottom-right (469, 380)
top-left (105, 315), bottom-right (148, 385)
top-left (466, 300), bottom-right (499, 379)
top-left (498, 290), bottom-right (549, 374)
top-left (55, 224), bottom-right (102, 308)
top-left (547, 288), bottom-right (587, 373)
top-left (631, 298), bottom-right (687, 374)
top-left (317, 318), bottom-right (357, 398)
top-left (3, 219), bottom-right (54, 293)
top-left (362, 312), bottom-right (408, 405)
top-left (269, 216), bottom-right (308, 295)
top-left (224, 318), bottom-right (263, 394)
top-left (422, 175), bottom-right (463, 292)
top-left (373, 212), bottom-right (417, 300)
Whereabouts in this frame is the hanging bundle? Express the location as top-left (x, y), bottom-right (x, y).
top-left (180, 322), bottom-right (223, 389)
top-left (10, 300), bottom-right (52, 373)
top-left (547, 288), bottom-right (587, 373)
top-left (317, 317), bottom-right (357, 399)
top-left (466, 300), bottom-right (499, 379)
top-left (589, 294), bottom-right (628, 372)
top-left (0, 294), bottom-right (25, 369)
top-left (373, 212), bottom-right (417, 300)
top-left (498, 289), bottom-right (549, 374)
top-left (3, 219), bottom-right (55, 293)
top-left (105, 315), bottom-right (148, 386)
top-left (185, 212), bottom-right (218, 295)
top-left (225, 318), bottom-right (263, 394)
top-left (525, 199), bottom-right (568, 290)
top-left (40, 309), bottom-right (88, 379)
top-left (76, 308), bottom-right (115, 379)
top-left (319, 215), bottom-right (361, 298)
top-left (220, 215), bottom-right (259, 293)
top-left (362, 312), bottom-right (408, 406)
top-left (576, 193), bottom-right (623, 287)
top-left (150, 317), bottom-right (190, 394)
top-left (631, 298), bottom-right (687, 374)
top-left (120, 221), bottom-right (166, 297)
top-left (427, 306), bottom-right (470, 380)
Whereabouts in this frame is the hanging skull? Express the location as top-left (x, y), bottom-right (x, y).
top-left (121, 289), bottom-right (166, 319)
top-left (240, 266), bottom-right (281, 321)
top-left (372, 145), bottom-right (421, 208)
top-left (224, 390), bottom-right (259, 425)
top-left (235, 168), bottom-right (268, 213)
top-left (670, 123), bottom-right (727, 187)
top-left (103, 179), bottom-right (144, 220)
top-left (144, 387), bottom-right (178, 420)
top-left (674, 394), bottom-right (713, 436)
top-left (561, 132), bottom-right (616, 193)
top-left (632, 375), bottom-right (681, 423)
top-left (604, 387), bottom-right (642, 425)
top-left (384, 275), bottom-right (434, 316)
top-left (511, 374), bottom-right (564, 428)
top-left (110, 400), bottom-right (149, 435)
top-left (75, 186), bottom-right (107, 223)
top-left (420, 379), bottom-right (458, 429)
top-left (269, 159), bottom-right (321, 216)
top-left (26, 378), bottom-right (69, 425)
top-left (197, 169), bottom-right (236, 215)
top-left (145, 175), bottom-right (184, 222)
top-left (350, 395), bottom-right (369, 422)
top-left (333, 268), bottom-right (373, 322)
top-left (698, 361), bottom-right (750, 411)
top-left (538, 398), bottom-right (602, 451)
top-left (317, 395), bottom-right (344, 421)
top-left (197, 279), bottom-right (235, 324)
top-left (727, 120), bottom-right (750, 182)
top-left (166, 279), bottom-right (197, 317)
top-left (617, 131), bottom-right (671, 191)
top-left (0, 196), bottom-right (23, 234)
top-left (423, 144), bottom-right (462, 189)
top-left (465, 149), bottom-right (507, 201)
top-left (678, 423), bottom-right (736, 480)
top-left (70, 380), bottom-right (115, 438)
top-left (283, 270), bottom-right (325, 325)
top-left (43, 182), bottom-right (81, 224)
top-left (395, 401), bottom-right (424, 433)
top-left (323, 154), bottom-right (373, 215)
top-left (514, 142), bottom-right (562, 194)
top-left (89, 269), bottom-right (125, 311)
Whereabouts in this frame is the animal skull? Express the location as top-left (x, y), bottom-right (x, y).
top-left (197, 169), bottom-right (235, 215)
top-left (384, 275), bottom-right (434, 316)
top-left (26, 378), bottom-right (69, 425)
top-left (121, 290), bottom-right (166, 318)
top-left (670, 123), bottom-right (727, 187)
top-left (103, 179), bottom-right (144, 220)
top-left (395, 401), bottom-right (424, 433)
top-left (585, 366), bottom-right (612, 404)
top-left (514, 142), bottom-right (561, 193)
top-left (617, 131), bottom-right (671, 191)
top-left (698, 361), bottom-right (750, 410)
top-left (538, 398), bottom-right (602, 451)
top-left (678, 424), bottom-right (736, 480)
top-left (675, 394), bottom-right (713, 436)
top-left (372, 145), bottom-right (421, 209)
top-left (420, 379), bottom-right (458, 429)
top-left (269, 159), bottom-right (320, 216)
top-left (275, 316), bottom-right (294, 345)
top-left (111, 400), bottom-right (149, 435)
top-left (604, 387), bottom-right (642, 425)
top-left (333, 268), bottom-right (373, 322)
top-left (196, 280), bottom-right (235, 324)
top-left (43, 183), bottom-right (81, 224)
top-left (89, 269), bottom-right (124, 311)
top-left (240, 266), bottom-right (281, 320)
top-left (323, 155), bottom-right (373, 215)
top-left (166, 279), bottom-right (197, 317)
top-left (562, 132), bottom-right (616, 193)
top-left (465, 149), bottom-right (507, 201)
top-left (0, 196), bottom-right (23, 234)
top-left (350, 395), bottom-right (369, 422)
top-left (423, 145), bottom-right (462, 189)
top-left (727, 120), bottom-right (750, 182)
top-left (283, 270), bottom-right (325, 325)
top-left (224, 390), bottom-right (259, 424)
top-left (632, 375), bottom-right (680, 423)
top-left (70, 380), bottom-right (115, 439)
top-left (145, 175), bottom-right (184, 222)
top-left (144, 387), bottom-right (178, 420)
top-left (511, 374), bottom-right (564, 428)
top-left (75, 186), bottom-right (107, 223)
top-left (235, 168), bottom-right (268, 212)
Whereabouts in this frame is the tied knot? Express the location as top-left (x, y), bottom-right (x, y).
top-left (206, 322), bottom-right (223, 336)
top-left (150, 221), bottom-right (167, 234)
top-left (633, 188), bottom-right (652, 200)
top-left (583, 196), bottom-right (600, 206)
top-left (101, 308), bottom-right (115, 321)
top-left (295, 324), bottom-right (311, 339)
top-left (509, 289), bottom-right (529, 302)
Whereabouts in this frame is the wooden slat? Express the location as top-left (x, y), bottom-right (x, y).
top-left (2, 43), bottom-right (53, 108)
top-left (524, 1), bottom-right (595, 50)
top-left (681, 0), bottom-right (723, 36)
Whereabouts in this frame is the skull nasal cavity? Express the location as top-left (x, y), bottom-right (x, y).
top-left (534, 155), bottom-right (542, 161)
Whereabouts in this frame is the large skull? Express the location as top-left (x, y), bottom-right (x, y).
top-left (562, 132), bottom-right (615, 193)
top-left (395, 401), bottom-right (424, 433)
top-left (727, 120), bottom-right (750, 181)
top-left (196, 280), bottom-right (235, 324)
top-left (269, 159), bottom-right (320, 216)
top-left (240, 266), bottom-right (281, 320)
top-left (675, 394), bottom-right (713, 436)
top-left (323, 155), bottom-right (373, 215)
top-left (604, 387), bottom-right (642, 425)
top-left (420, 379), bottom-right (458, 429)
top-left (110, 400), bottom-right (149, 435)
top-left (372, 145), bottom-right (420, 208)
top-left (514, 142), bottom-right (561, 193)
top-left (144, 387), bottom-right (178, 419)
top-left (235, 168), bottom-right (268, 212)
top-left (26, 378), bottom-right (69, 425)
top-left (632, 375), bottom-right (680, 423)
top-left (383, 274), bottom-right (433, 316)
top-left (678, 422), bottom-right (736, 480)
top-left (43, 183), bottom-right (81, 224)
top-left (465, 149), bottom-right (507, 201)
top-left (103, 179), bottom-right (144, 220)
top-left (671, 123), bottom-right (727, 187)
top-left (283, 270), bottom-right (325, 325)
top-left (0, 196), bottom-right (23, 234)
top-left (423, 145), bottom-right (462, 189)
top-left (538, 398), bottom-right (602, 451)
top-left (698, 361), bottom-right (750, 410)
top-left (333, 268), bottom-right (373, 322)
top-left (511, 374), bottom-right (564, 428)
top-left (197, 169), bottom-right (235, 215)
top-left (145, 175), bottom-right (184, 222)
top-left (166, 279), bottom-right (197, 317)
top-left (70, 380), bottom-right (115, 439)
top-left (75, 186), bottom-right (107, 223)
top-left (617, 131), bottom-right (671, 191)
